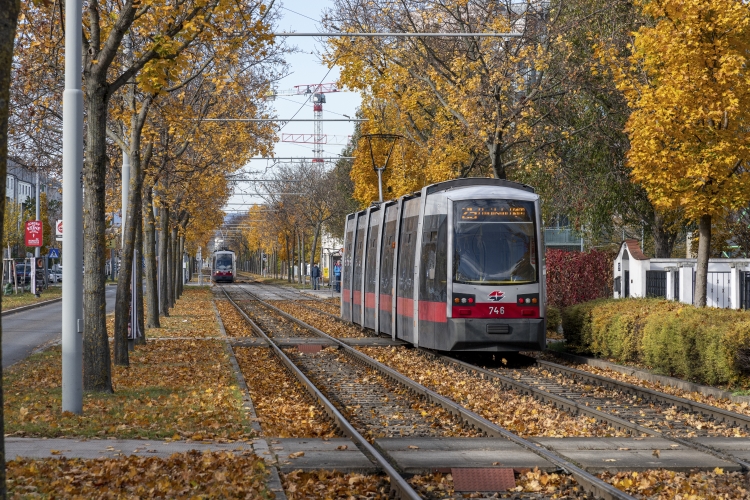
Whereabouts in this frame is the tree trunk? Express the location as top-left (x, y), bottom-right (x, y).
top-left (0, 0), bottom-right (22, 492)
top-left (135, 204), bottom-right (145, 344)
top-left (82, 82), bottom-right (112, 392)
top-left (652, 211), bottom-right (678, 258)
top-left (144, 186), bottom-right (160, 327)
top-left (169, 226), bottom-right (177, 308)
top-left (113, 100), bottom-right (148, 365)
top-left (159, 206), bottom-right (170, 316)
top-left (694, 214), bottom-right (711, 308)
top-left (177, 233), bottom-right (185, 298)
top-left (488, 142), bottom-right (506, 179)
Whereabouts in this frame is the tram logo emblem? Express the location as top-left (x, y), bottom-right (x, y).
top-left (488, 291), bottom-right (505, 301)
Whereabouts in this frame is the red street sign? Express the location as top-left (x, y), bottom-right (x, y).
top-left (25, 220), bottom-right (43, 247)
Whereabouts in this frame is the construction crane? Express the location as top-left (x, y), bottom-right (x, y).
top-left (265, 83), bottom-right (342, 163)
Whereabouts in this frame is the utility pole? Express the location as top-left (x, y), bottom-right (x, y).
top-left (61, 0), bottom-right (84, 414)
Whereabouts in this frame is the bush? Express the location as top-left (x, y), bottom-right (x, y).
top-left (563, 298), bottom-right (750, 387)
top-left (546, 249), bottom-right (615, 309)
top-left (546, 305), bottom-right (561, 333)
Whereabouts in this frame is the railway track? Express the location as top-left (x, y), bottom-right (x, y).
top-left (241, 281), bottom-right (750, 477)
top-left (417, 355), bottom-right (750, 473)
top-left (222, 283), bottom-right (635, 500)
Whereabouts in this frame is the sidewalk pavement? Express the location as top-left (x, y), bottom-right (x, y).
top-left (5, 437), bottom-right (255, 460)
top-left (300, 287), bottom-right (340, 300)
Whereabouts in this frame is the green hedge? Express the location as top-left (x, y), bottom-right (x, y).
top-left (562, 298), bottom-right (750, 387)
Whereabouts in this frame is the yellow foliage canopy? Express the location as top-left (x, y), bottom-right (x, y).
top-left (617, 0), bottom-right (750, 220)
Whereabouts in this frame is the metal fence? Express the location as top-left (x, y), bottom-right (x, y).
top-left (646, 270), bottom-right (667, 298)
top-left (741, 271), bottom-right (750, 310)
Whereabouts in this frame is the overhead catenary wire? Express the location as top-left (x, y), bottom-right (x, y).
top-left (273, 32), bottom-right (523, 38)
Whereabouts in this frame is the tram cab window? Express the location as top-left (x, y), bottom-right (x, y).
top-left (215, 254), bottom-right (233, 271)
top-left (453, 199), bottom-right (537, 285)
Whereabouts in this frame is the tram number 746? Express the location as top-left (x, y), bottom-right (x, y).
top-left (489, 306), bottom-right (505, 315)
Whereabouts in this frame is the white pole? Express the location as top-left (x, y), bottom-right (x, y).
top-left (35, 170), bottom-right (40, 259)
top-left (61, 0), bottom-right (84, 414)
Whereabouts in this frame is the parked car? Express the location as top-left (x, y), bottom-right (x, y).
top-left (15, 264), bottom-right (31, 284)
top-left (48, 269), bottom-right (62, 282)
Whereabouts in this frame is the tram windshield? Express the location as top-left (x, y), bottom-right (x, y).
top-left (215, 254), bottom-right (233, 271)
top-left (453, 199), bottom-right (537, 285)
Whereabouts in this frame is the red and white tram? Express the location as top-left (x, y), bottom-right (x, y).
top-left (212, 250), bottom-right (236, 283)
top-left (341, 178), bottom-right (545, 352)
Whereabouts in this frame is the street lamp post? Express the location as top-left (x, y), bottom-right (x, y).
top-left (61, 0), bottom-right (84, 414)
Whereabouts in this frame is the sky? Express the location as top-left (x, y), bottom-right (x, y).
top-left (224, 0), bottom-right (363, 216)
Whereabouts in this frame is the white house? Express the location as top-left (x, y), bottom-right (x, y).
top-left (614, 239), bottom-right (750, 309)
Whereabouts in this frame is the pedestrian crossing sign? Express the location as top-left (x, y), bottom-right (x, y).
top-left (48, 248), bottom-right (60, 259)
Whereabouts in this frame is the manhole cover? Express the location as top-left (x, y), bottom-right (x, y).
top-left (451, 468), bottom-right (515, 492)
top-left (297, 344), bottom-right (323, 353)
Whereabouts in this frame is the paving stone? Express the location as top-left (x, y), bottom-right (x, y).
top-left (690, 437), bottom-right (750, 462)
top-left (375, 437), bottom-right (554, 474)
top-left (531, 438), bottom-right (741, 473)
top-left (270, 438), bottom-right (377, 473)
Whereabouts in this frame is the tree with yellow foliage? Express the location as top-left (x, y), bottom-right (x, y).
top-left (616, 0), bottom-right (750, 306)
top-left (325, 0), bottom-right (566, 183)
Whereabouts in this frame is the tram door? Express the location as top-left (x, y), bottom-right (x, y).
top-left (363, 209), bottom-right (381, 329)
top-left (352, 214), bottom-right (368, 325)
top-left (379, 204), bottom-right (398, 336)
top-left (418, 199), bottom-right (448, 349)
top-left (341, 215), bottom-right (356, 321)
top-left (396, 198), bottom-right (420, 342)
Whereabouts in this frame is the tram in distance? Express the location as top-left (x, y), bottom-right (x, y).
top-left (212, 250), bottom-right (236, 283)
top-left (342, 178), bottom-right (545, 352)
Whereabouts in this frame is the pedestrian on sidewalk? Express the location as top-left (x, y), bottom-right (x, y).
top-left (312, 263), bottom-right (321, 290)
top-left (333, 260), bottom-right (342, 293)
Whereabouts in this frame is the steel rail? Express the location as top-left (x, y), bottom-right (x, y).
top-left (221, 286), bottom-right (420, 500)
top-left (535, 358), bottom-right (750, 429)
top-left (438, 354), bottom-right (750, 471)
top-left (236, 284), bottom-right (635, 500)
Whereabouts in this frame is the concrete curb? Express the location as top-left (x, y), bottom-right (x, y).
top-left (2, 297), bottom-right (62, 316)
top-left (549, 350), bottom-right (750, 404)
top-left (212, 300), bottom-right (287, 500)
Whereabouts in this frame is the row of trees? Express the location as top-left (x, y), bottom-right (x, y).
top-left (323, 0), bottom-right (750, 306)
top-left (227, 160), bottom-right (357, 281)
top-left (6, 0), bottom-right (288, 394)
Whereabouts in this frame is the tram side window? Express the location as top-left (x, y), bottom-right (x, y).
top-left (398, 216), bottom-right (418, 297)
top-left (420, 215), bottom-right (447, 302)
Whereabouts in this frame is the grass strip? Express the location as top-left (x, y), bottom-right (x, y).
top-left (145, 287), bottom-right (221, 338)
top-left (3, 286), bottom-right (62, 311)
top-left (7, 451), bottom-right (274, 498)
top-left (5, 288), bottom-right (251, 441)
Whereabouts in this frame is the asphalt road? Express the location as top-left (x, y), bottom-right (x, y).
top-left (2, 286), bottom-right (117, 368)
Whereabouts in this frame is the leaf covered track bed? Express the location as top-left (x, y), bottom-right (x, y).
top-left (282, 470), bottom-right (390, 499)
top-left (286, 348), bottom-right (482, 440)
top-left (7, 451), bottom-right (274, 498)
top-left (216, 299), bottom-right (258, 338)
top-left (274, 300), bottom-right (374, 339)
top-left (234, 347), bottom-right (339, 438)
top-left (359, 347), bottom-right (623, 438)
top-left (227, 293), bottom-right (318, 339)
top-left (600, 469), bottom-right (750, 499)
top-left (501, 365), bottom-right (748, 438)
top-left (148, 286), bottom-right (221, 338)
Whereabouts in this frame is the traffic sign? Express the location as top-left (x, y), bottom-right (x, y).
top-left (48, 248), bottom-right (60, 259)
top-left (56, 219), bottom-right (63, 242)
top-left (25, 220), bottom-right (43, 247)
